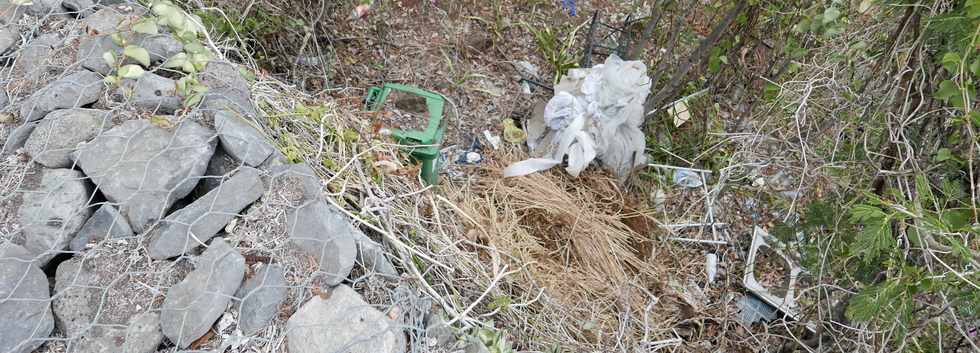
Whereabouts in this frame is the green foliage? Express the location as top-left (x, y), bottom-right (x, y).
top-left (472, 326), bottom-right (515, 353)
top-left (195, 5), bottom-right (305, 61)
top-left (524, 21), bottom-right (585, 85)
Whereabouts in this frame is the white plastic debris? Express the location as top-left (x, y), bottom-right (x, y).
top-left (705, 253), bottom-right (718, 283)
top-left (505, 54), bottom-right (651, 180)
top-left (673, 169), bottom-right (703, 188)
top-left (736, 294), bottom-right (777, 324)
top-left (743, 226), bottom-right (806, 321)
top-left (483, 130), bottom-right (501, 150)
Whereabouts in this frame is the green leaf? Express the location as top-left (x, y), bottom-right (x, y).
top-left (934, 80), bottom-right (960, 101)
top-left (822, 7), bottom-right (841, 24)
top-left (102, 51), bottom-right (116, 66)
top-left (110, 33), bottom-right (125, 46)
top-left (191, 53), bottom-right (209, 71)
top-left (123, 46), bottom-right (151, 67)
top-left (942, 52), bottom-right (962, 73)
top-left (183, 92), bottom-right (203, 107)
top-left (935, 148), bottom-right (957, 163)
top-left (181, 61), bottom-right (196, 73)
top-left (176, 76), bottom-right (188, 96)
top-left (118, 64), bottom-right (145, 79)
top-left (102, 75), bottom-right (118, 86)
top-left (967, 0), bottom-right (980, 19)
top-left (132, 18), bottom-right (159, 34)
top-left (163, 52), bottom-right (188, 69)
top-left (151, 2), bottom-right (178, 18)
top-left (183, 41), bottom-right (206, 55)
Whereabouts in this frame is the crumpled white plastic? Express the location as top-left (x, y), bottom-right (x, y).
top-left (505, 54), bottom-right (651, 180)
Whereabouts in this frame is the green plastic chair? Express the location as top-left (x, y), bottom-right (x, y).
top-left (364, 83), bottom-right (448, 186)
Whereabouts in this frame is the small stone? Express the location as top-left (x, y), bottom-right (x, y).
top-left (0, 3), bottom-right (28, 24)
top-left (264, 163), bottom-right (321, 204)
top-left (74, 119), bottom-right (216, 232)
top-left (160, 238), bottom-right (245, 348)
top-left (148, 167), bottom-right (264, 259)
top-left (354, 232), bottom-right (397, 277)
top-left (72, 311), bottom-right (163, 353)
top-left (20, 71), bottom-right (104, 122)
top-left (0, 90), bottom-right (9, 111)
top-left (286, 199), bottom-right (357, 286)
top-left (119, 72), bottom-right (181, 114)
top-left (2, 121), bottom-right (38, 155)
top-left (23, 108), bottom-right (112, 168)
top-left (69, 204), bottom-right (133, 251)
top-left (199, 61), bottom-right (256, 118)
top-left (133, 33), bottom-right (182, 63)
top-left (286, 285), bottom-right (402, 353)
top-left (215, 111), bottom-right (275, 167)
top-left (52, 258), bottom-right (97, 338)
top-left (464, 338), bottom-right (491, 353)
top-left (14, 33), bottom-right (59, 82)
top-left (26, 0), bottom-right (64, 16)
top-left (0, 25), bottom-right (19, 54)
top-left (76, 35), bottom-right (116, 75)
top-left (423, 311), bottom-right (455, 349)
top-left (81, 7), bottom-right (128, 34)
top-left (62, 0), bottom-right (95, 17)
top-left (235, 264), bottom-right (287, 335)
top-left (18, 168), bottom-right (93, 266)
top-left (0, 243), bottom-right (54, 353)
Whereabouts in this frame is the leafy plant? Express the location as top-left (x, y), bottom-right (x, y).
top-left (524, 21), bottom-right (586, 84)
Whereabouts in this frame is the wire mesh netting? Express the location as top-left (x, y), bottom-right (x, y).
top-left (0, 2), bottom-right (450, 353)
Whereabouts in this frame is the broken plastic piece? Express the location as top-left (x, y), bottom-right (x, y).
top-left (736, 294), bottom-right (777, 324)
top-left (483, 130), bottom-right (500, 150)
top-left (673, 169), bottom-right (703, 188)
top-left (742, 226), bottom-right (805, 321)
top-left (705, 253), bottom-right (718, 283)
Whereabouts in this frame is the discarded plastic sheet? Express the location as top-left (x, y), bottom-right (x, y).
top-left (505, 54), bottom-right (651, 180)
top-left (673, 169), bottom-right (703, 188)
top-left (705, 253), bottom-right (718, 284)
top-left (482, 130), bottom-right (500, 150)
top-left (743, 226), bottom-right (806, 321)
top-left (736, 294), bottom-right (777, 324)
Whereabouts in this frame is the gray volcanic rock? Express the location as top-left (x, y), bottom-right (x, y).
top-left (23, 108), bottom-right (111, 168)
top-left (148, 167), bottom-right (263, 259)
top-left (160, 238), bottom-right (245, 348)
top-left (0, 243), bottom-right (54, 353)
top-left (18, 168), bottom-right (93, 266)
top-left (74, 119), bottom-right (216, 232)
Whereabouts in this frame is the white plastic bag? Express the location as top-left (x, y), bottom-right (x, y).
top-left (505, 54), bottom-right (651, 180)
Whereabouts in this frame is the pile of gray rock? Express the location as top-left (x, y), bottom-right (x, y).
top-left (0, 1), bottom-right (407, 353)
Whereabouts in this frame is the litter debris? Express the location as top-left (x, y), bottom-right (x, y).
top-left (736, 294), bottom-right (777, 324)
top-left (649, 187), bottom-right (666, 211)
top-left (462, 151), bottom-right (482, 164)
top-left (669, 100), bottom-right (691, 127)
top-left (673, 169), bottom-right (703, 188)
top-left (561, 0), bottom-right (577, 16)
top-left (504, 54), bottom-right (651, 180)
top-left (364, 83), bottom-right (448, 186)
top-left (743, 226), bottom-right (807, 321)
top-left (482, 130), bottom-right (500, 150)
top-left (705, 253), bottom-right (718, 284)
top-left (502, 119), bottom-right (526, 144)
top-left (514, 61), bottom-right (540, 95)
top-left (351, 0), bottom-right (373, 19)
